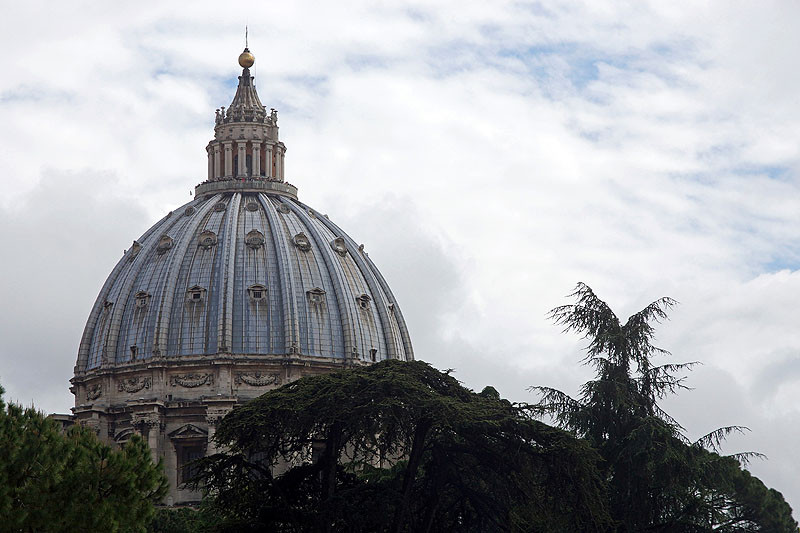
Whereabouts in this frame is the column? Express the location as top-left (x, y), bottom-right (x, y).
top-left (213, 144), bottom-right (222, 179)
top-left (265, 143), bottom-right (274, 178)
top-left (275, 147), bottom-right (282, 181)
top-left (223, 142), bottom-right (233, 177)
top-left (237, 142), bottom-right (247, 177)
top-left (252, 141), bottom-right (261, 177)
top-left (280, 150), bottom-right (285, 181)
top-left (207, 146), bottom-right (214, 181)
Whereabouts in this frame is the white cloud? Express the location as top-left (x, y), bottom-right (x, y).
top-left (1, 0), bottom-right (800, 515)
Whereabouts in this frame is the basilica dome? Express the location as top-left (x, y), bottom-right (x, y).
top-left (70, 46), bottom-right (413, 504)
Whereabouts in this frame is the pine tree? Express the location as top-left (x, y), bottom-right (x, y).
top-left (532, 283), bottom-right (796, 531)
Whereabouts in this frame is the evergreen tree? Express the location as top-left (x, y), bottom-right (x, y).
top-left (532, 283), bottom-right (797, 531)
top-left (194, 360), bottom-right (611, 532)
top-left (0, 384), bottom-right (167, 532)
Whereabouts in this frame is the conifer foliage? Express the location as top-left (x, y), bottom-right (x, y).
top-left (0, 385), bottom-right (167, 532)
top-left (532, 283), bottom-right (797, 531)
top-left (194, 360), bottom-right (611, 532)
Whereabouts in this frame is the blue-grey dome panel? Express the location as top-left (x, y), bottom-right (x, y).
top-left (76, 192), bottom-right (413, 372)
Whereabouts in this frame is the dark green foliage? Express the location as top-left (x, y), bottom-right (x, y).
top-left (532, 283), bottom-right (797, 531)
top-left (0, 384), bottom-right (167, 532)
top-left (195, 360), bottom-right (612, 532)
top-left (148, 505), bottom-right (219, 533)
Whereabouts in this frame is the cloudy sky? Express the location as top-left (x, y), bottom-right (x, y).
top-left (3, 0), bottom-right (800, 512)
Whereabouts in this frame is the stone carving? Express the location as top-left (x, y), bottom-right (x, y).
top-left (245, 201), bottom-right (259, 212)
top-left (118, 376), bottom-right (152, 393)
top-left (127, 240), bottom-right (142, 261)
top-left (293, 232), bottom-right (311, 251)
top-left (184, 206), bottom-right (195, 216)
top-left (245, 229), bottom-right (265, 249)
top-left (156, 234), bottom-right (174, 255)
top-left (235, 372), bottom-right (280, 387)
top-left (213, 201), bottom-right (227, 212)
top-left (330, 237), bottom-right (347, 256)
top-left (134, 291), bottom-right (151, 309)
top-left (170, 373), bottom-right (213, 388)
top-left (307, 287), bottom-right (326, 305)
top-left (86, 383), bottom-right (102, 401)
top-left (198, 230), bottom-right (218, 250)
top-left (356, 293), bottom-right (371, 310)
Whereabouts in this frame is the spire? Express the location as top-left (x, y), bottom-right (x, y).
top-left (216, 44), bottom-right (270, 125)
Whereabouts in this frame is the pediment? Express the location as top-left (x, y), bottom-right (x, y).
top-left (168, 423), bottom-right (208, 440)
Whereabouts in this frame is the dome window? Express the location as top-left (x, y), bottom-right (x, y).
top-left (369, 348), bottom-right (377, 362)
top-left (245, 229), bottom-right (265, 249)
top-left (293, 232), bottom-right (311, 251)
top-left (184, 206), bottom-right (195, 216)
top-left (130, 345), bottom-right (138, 358)
top-left (186, 285), bottom-right (206, 303)
top-left (356, 293), bottom-right (371, 310)
top-left (307, 287), bottom-right (326, 305)
top-left (134, 291), bottom-right (151, 309)
top-left (198, 230), bottom-right (218, 250)
top-left (156, 234), bottom-right (174, 255)
top-left (248, 284), bottom-right (267, 302)
top-left (245, 201), bottom-right (259, 212)
top-left (330, 237), bottom-right (347, 256)
top-left (213, 201), bottom-right (227, 212)
top-left (277, 203), bottom-right (291, 214)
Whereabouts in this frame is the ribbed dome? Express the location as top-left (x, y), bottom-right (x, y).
top-left (75, 192), bottom-right (413, 372)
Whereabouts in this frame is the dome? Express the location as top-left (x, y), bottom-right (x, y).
top-left (70, 46), bottom-right (413, 505)
top-left (75, 191), bottom-right (413, 371)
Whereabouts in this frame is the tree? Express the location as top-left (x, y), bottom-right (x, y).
top-left (532, 283), bottom-right (797, 531)
top-left (0, 384), bottom-right (167, 532)
top-left (194, 359), bottom-right (612, 532)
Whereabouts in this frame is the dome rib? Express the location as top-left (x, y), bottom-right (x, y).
top-left (152, 194), bottom-right (223, 358)
top-left (259, 194), bottom-right (300, 355)
top-left (308, 206), bottom-right (398, 360)
top-left (217, 194), bottom-right (242, 353)
top-left (284, 200), bottom-right (357, 360)
top-left (77, 210), bottom-right (169, 370)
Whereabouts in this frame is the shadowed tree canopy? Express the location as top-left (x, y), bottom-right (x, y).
top-left (194, 359), bottom-right (612, 532)
top-left (0, 384), bottom-right (167, 532)
top-left (532, 283), bottom-right (797, 532)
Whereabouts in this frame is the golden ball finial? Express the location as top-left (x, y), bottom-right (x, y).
top-left (238, 48), bottom-right (255, 68)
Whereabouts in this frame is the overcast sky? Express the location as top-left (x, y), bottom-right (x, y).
top-left (2, 0), bottom-right (800, 513)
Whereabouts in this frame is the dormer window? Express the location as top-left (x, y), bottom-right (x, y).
top-left (248, 284), bottom-right (267, 302)
top-left (184, 206), bottom-right (195, 216)
top-left (330, 237), bottom-right (347, 256)
top-left (213, 201), bottom-right (227, 212)
top-left (134, 291), bottom-right (151, 309)
top-left (356, 293), bottom-right (371, 310)
top-left (369, 348), bottom-right (377, 362)
top-left (156, 234), bottom-right (174, 255)
top-left (130, 345), bottom-right (138, 358)
top-left (198, 230), bottom-right (218, 250)
top-left (293, 232), bottom-right (311, 251)
top-left (245, 201), bottom-right (259, 212)
top-left (187, 285), bottom-right (206, 303)
top-left (307, 287), bottom-right (326, 305)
